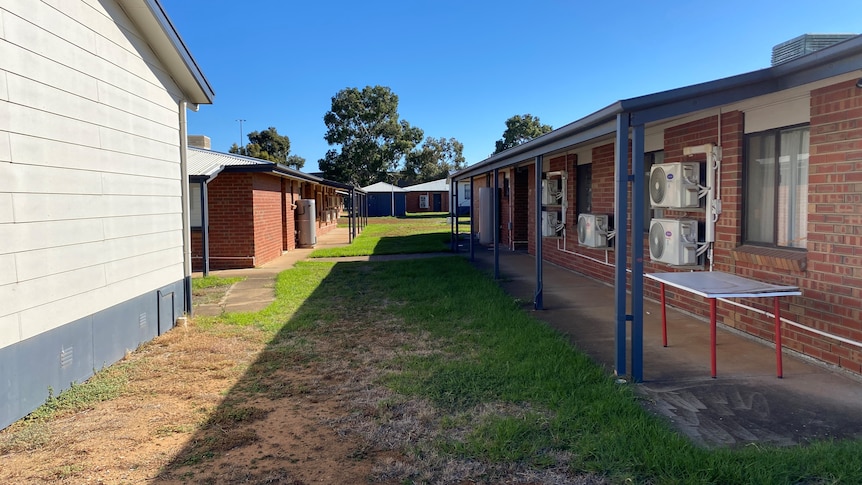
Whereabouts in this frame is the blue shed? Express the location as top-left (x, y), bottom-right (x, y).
top-left (362, 182), bottom-right (406, 216)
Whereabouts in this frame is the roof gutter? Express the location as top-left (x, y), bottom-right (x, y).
top-left (220, 163), bottom-right (323, 183)
top-left (118, 0), bottom-right (215, 105)
top-left (452, 102), bottom-right (623, 181)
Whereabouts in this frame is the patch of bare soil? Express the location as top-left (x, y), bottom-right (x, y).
top-left (0, 307), bottom-right (605, 484)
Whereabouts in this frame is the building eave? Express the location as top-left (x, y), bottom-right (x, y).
top-left (118, 0), bottom-right (214, 105)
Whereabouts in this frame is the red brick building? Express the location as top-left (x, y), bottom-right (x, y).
top-left (187, 147), bottom-right (347, 271)
top-left (453, 35), bottom-right (862, 378)
top-left (404, 179), bottom-right (449, 213)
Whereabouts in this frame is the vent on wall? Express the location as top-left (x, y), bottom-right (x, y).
top-left (771, 34), bottom-right (856, 66)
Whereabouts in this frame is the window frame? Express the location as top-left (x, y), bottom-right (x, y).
top-left (742, 123), bottom-right (810, 250)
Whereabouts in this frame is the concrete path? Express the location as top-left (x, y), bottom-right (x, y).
top-left (192, 227), bottom-right (354, 316)
top-left (465, 245), bottom-right (862, 448)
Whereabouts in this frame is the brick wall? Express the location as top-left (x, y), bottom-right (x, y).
top-left (802, 79), bottom-right (862, 372)
top-left (512, 81), bottom-right (862, 375)
top-left (206, 173), bottom-right (255, 270)
top-left (252, 173), bottom-right (284, 266)
top-left (405, 191), bottom-right (450, 213)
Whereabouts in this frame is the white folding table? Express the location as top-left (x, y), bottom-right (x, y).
top-left (645, 271), bottom-right (801, 378)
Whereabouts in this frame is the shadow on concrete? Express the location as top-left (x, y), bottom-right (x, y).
top-left (463, 245), bottom-right (862, 448)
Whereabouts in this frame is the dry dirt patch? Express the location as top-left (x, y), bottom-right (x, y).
top-left (0, 296), bottom-right (603, 485)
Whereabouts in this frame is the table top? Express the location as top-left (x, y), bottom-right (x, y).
top-left (645, 271), bottom-right (801, 298)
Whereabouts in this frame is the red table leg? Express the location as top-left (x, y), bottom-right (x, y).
top-left (661, 283), bottom-right (668, 347)
top-left (774, 297), bottom-right (783, 378)
top-left (710, 298), bottom-right (717, 378)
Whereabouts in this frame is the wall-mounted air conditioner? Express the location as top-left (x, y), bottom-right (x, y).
top-left (542, 177), bottom-right (563, 205)
top-left (577, 213), bottom-right (609, 248)
top-left (649, 218), bottom-right (698, 266)
top-left (649, 162), bottom-right (700, 208)
top-left (541, 210), bottom-right (563, 237)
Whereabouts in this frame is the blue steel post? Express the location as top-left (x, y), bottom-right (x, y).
top-left (452, 182), bottom-right (458, 252)
top-left (493, 169), bottom-right (500, 279)
top-left (631, 124), bottom-right (645, 382)
top-left (469, 177), bottom-right (475, 261)
top-left (201, 181), bottom-right (210, 276)
top-left (614, 113), bottom-right (630, 377)
top-left (534, 155), bottom-right (544, 310)
top-left (348, 188), bottom-right (354, 244)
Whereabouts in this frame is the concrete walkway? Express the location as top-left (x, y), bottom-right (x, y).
top-left (192, 227), bottom-right (353, 316)
top-left (466, 245), bottom-right (862, 447)
top-left (191, 229), bottom-right (862, 448)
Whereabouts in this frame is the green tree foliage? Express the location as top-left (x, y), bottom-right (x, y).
top-left (230, 126), bottom-right (304, 168)
top-left (285, 154), bottom-right (306, 170)
top-left (401, 137), bottom-right (466, 185)
top-left (493, 114), bottom-right (553, 154)
top-left (319, 85), bottom-right (424, 186)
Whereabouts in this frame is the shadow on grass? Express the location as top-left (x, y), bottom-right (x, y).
top-left (155, 257), bottom-right (862, 484)
top-left (369, 233), bottom-right (450, 255)
top-left (156, 260), bottom-right (392, 483)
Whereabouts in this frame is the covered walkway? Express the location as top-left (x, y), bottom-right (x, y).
top-left (466, 245), bottom-right (862, 448)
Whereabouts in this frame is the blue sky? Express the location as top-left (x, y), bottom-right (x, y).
top-left (161, 0), bottom-right (862, 173)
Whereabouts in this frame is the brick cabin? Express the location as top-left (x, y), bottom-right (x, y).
top-left (453, 35), bottom-right (862, 378)
top-left (187, 145), bottom-right (345, 271)
top-left (404, 178), bottom-right (450, 213)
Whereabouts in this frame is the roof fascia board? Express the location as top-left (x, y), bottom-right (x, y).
top-left (220, 164), bottom-right (321, 183)
top-left (627, 35), bottom-right (862, 125)
top-left (120, 0), bottom-right (215, 104)
top-left (453, 118), bottom-right (617, 181)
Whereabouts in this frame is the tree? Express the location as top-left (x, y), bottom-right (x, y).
top-left (285, 155), bottom-right (305, 170)
top-left (229, 126), bottom-right (296, 165)
top-left (401, 137), bottom-right (466, 185)
top-left (319, 85), bottom-right (423, 186)
top-left (493, 114), bottom-right (553, 154)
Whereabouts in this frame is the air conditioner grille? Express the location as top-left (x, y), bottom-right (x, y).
top-left (649, 221), bottom-right (665, 259)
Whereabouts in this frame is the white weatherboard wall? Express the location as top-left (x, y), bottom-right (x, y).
top-left (0, 0), bottom-right (188, 428)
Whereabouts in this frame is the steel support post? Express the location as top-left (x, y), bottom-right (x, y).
top-left (631, 124), bottom-right (645, 382)
top-left (493, 168), bottom-right (500, 279)
top-left (534, 155), bottom-right (544, 310)
top-left (614, 113), bottom-right (630, 377)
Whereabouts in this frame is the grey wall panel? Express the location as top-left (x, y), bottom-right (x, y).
top-left (92, 292), bottom-right (155, 369)
top-left (16, 315), bottom-right (95, 417)
top-left (0, 279), bottom-right (186, 430)
top-left (0, 344), bottom-right (22, 429)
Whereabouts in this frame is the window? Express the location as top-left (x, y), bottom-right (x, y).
top-left (190, 183), bottom-right (203, 228)
top-left (644, 151), bottom-right (664, 231)
top-left (419, 194), bottom-right (429, 209)
top-left (744, 125), bottom-right (809, 248)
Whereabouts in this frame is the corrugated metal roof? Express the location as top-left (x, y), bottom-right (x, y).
top-left (187, 147), bottom-right (271, 177)
top-left (362, 181), bottom-right (406, 193)
top-left (404, 179), bottom-right (449, 192)
top-left (187, 147), bottom-right (325, 184)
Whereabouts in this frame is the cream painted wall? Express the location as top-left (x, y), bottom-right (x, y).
top-left (0, 0), bottom-right (187, 349)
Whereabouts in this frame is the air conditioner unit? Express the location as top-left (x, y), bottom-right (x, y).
top-left (649, 162), bottom-right (700, 208)
top-left (649, 218), bottom-right (699, 266)
top-left (542, 178), bottom-right (563, 205)
top-left (577, 213), bottom-right (609, 248)
top-left (541, 210), bottom-right (563, 237)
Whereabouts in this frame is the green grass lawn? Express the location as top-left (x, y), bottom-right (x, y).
top-left (310, 214), bottom-right (452, 257)
top-left (219, 256), bottom-right (862, 483)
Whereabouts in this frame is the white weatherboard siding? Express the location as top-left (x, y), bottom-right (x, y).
top-left (0, 0), bottom-right (187, 351)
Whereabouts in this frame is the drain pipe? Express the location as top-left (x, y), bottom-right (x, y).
top-left (179, 100), bottom-right (193, 315)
